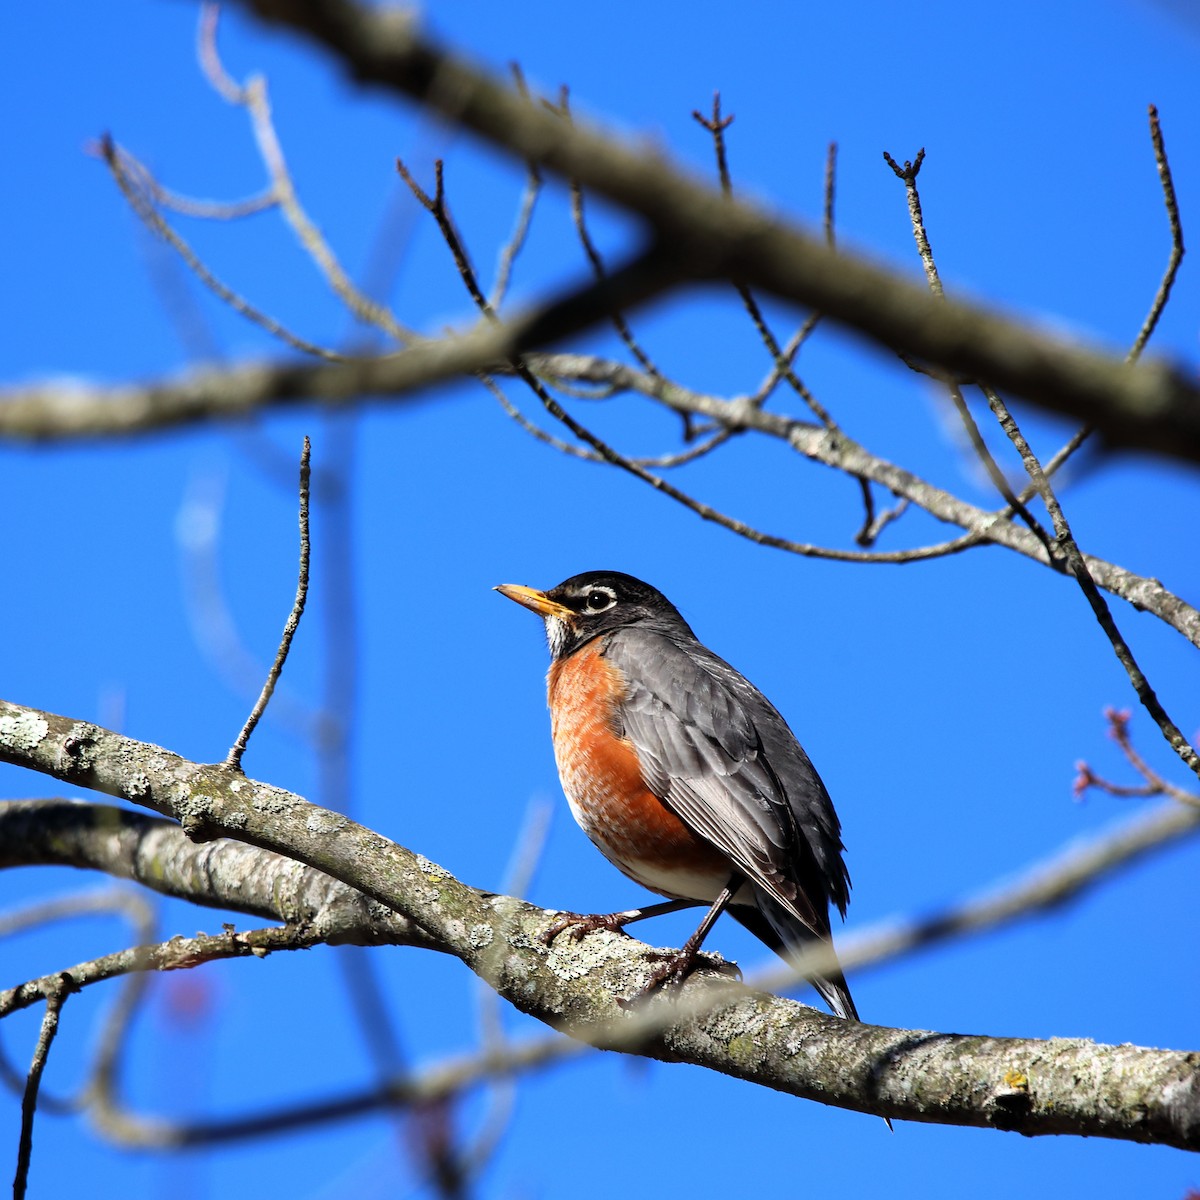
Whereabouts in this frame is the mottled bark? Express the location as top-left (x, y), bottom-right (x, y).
top-left (3, 700), bottom-right (1197, 1147)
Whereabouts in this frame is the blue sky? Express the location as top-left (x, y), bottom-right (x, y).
top-left (3, 1), bottom-right (1200, 1197)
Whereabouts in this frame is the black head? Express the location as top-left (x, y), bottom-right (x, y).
top-left (495, 570), bottom-right (693, 659)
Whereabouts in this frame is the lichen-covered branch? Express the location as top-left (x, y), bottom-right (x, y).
top-left (0, 798), bottom-right (426, 948)
top-left (2, 703), bottom-right (1198, 1146)
top-left (2, 352), bottom-right (1195, 650)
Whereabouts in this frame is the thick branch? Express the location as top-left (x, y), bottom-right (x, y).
top-left (2, 704), bottom-right (1199, 1146)
top-left (235, 0), bottom-right (1200, 463)
top-left (0, 798), bottom-right (426, 948)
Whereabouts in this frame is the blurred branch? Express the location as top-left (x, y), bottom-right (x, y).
top-left (2, 709), bottom-right (1200, 1145)
top-left (4, 785), bottom-right (1197, 1140)
top-left (232, 0), bottom-right (1200, 463)
top-left (4, 347), bottom-right (1197, 651)
top-left (883, 137), bottom-right (1198, 778)
top-left (197, 3), bottom-right (417, 344)
top-left (100, 136), bottom-right (346, 362)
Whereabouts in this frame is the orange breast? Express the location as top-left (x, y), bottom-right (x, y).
top-left (547, 640), bottom-right (730, 901)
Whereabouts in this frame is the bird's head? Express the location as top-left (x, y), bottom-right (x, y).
top-left (495, 570), bottom-right (688, 659)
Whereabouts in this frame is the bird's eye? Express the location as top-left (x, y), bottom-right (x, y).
top-left (584, 588), bottom-right (616, 613)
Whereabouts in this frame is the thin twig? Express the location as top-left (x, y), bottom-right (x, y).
top-left (483, 373), bottom-right (734, 468)
top-left (1128, 104), bottom-right (1185, 363)
top-left (883, 149), bottom-right (939, 294)
top-left (1075, 708), bottom-right (1199, 808)
top-left (524, 364), bottom-right (982, 563)
top-left (883, 148), bottom-right (1056, 554)
top-left (179, 466), bottom-right (331, 747)
top-left (101, 138), bottom-right (349, 362)
top-left (199, 3), bottom-right (416, 345)
top-left (489, 161), bottom-right (542, 311)
top-left (225, 437), bottom-right (313, 771)
top-left (696, 95), bottom-right (836, 428)
top-left (1, 927), bottom-right (332, 1021)
top-left (856, 495), bottom-right (910, 548)
top-left (979, 383), bottom-right (1200, 779)
top-left (996, 102), bottom-right (1185, 483)
top-left (749, 141), bottom-right (838, 408)
top-left (397, 158), bottom-right (495, 320)
top-left (13, 985), bottom-right (65, 1200)
top-left (553, 88), bottom-right (662, 379)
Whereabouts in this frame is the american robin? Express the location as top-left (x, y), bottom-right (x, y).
top-left (496, 570), bottom-right (860, 1020)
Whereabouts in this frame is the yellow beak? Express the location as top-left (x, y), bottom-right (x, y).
top-left (494, 583), bottom-right (573, 619)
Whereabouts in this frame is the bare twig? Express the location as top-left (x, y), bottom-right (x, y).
top-left (488, 160), bottom-right (542, 311)
top-left (883, 149), bottom-right (1055, 555)
top-left (855, 494), bottom-right (910, 548)
top-left (482, 372), bottom-right (734, 468)
top-left (13, 985), bottom-right (65, 1200)
top-left (696, 95), bottom-right (836, 428)
top-left (1, 926), bottom-right (331, 1021)
top-left (749, 141), bottom-right (838, 407)
top-left (1076, 708), bottom-right (1200, 807)
top-left (178, 466), bottom-right (331, 746)
top-left (225, 436), bottom-right (313, 771)
top-left (1128, 104), bottom-right (1185, 363)
top-left (397, 158), bottom-right (495, 319)
top-left (100, 138), bottom-right (348, 362)
top-left (552, 88), bottom-right (662, 379)
top-left (979, 383), bottom-right (1200, 778)
top-left (1020, 102), bottom-right (1185, 487)
top-left (114, 147), bottom-right (277, 220)
top-left (199, 3), bottom-right (416, 344)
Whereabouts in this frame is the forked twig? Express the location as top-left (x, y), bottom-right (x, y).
top-left (695, 96), bottom-right (836, 429)
top-left (100, 137), bottom-right (348, 362)
top-left (198, 3), bottom-right (416, 344)
top-left (397, 157), bottom-right (495, 319)
top-left (1075, 709), bottom-right (1199, 807)
top-left (979, 382), bottom-right (1200, 779)
top-left (225, 437), bottom-right (312, 771)
top-left (883, 148), bottom-right (1055, 556)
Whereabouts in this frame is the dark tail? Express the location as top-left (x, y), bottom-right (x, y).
top-left (731, 895), bottom-right (860, 1022)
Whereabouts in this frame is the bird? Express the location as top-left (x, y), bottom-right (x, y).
top-left (496, 569), bottom-right (861, 1020)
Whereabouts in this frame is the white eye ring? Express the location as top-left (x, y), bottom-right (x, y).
top-left (583, 587), bottom-right (616, 614)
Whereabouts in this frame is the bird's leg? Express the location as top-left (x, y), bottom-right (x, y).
top-left (623, 874), bottom-right (742, 1006)
top-left (541, 898), bottom-right (701, 945)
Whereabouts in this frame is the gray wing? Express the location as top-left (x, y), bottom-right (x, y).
top-left (604, 627), bottom-right (849, 936)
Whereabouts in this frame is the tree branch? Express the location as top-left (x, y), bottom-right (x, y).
top-left (233, 0), bottom-right (1200, 464)
top-left (2, 707), bottom-right (1199, 1146)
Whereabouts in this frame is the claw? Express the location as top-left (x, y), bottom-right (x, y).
top-left (617, 949), bottom-right (741, 1010)
top-left (540, 910), bottom-right (639, 946)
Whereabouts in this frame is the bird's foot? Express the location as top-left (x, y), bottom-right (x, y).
top-left (618, 948), bottom-right (741, 1010)
top-left (540, 909), bottom-right (643, 946)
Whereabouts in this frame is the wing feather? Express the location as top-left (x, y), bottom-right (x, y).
top-left (605, 627), bottom-right (848, 935)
